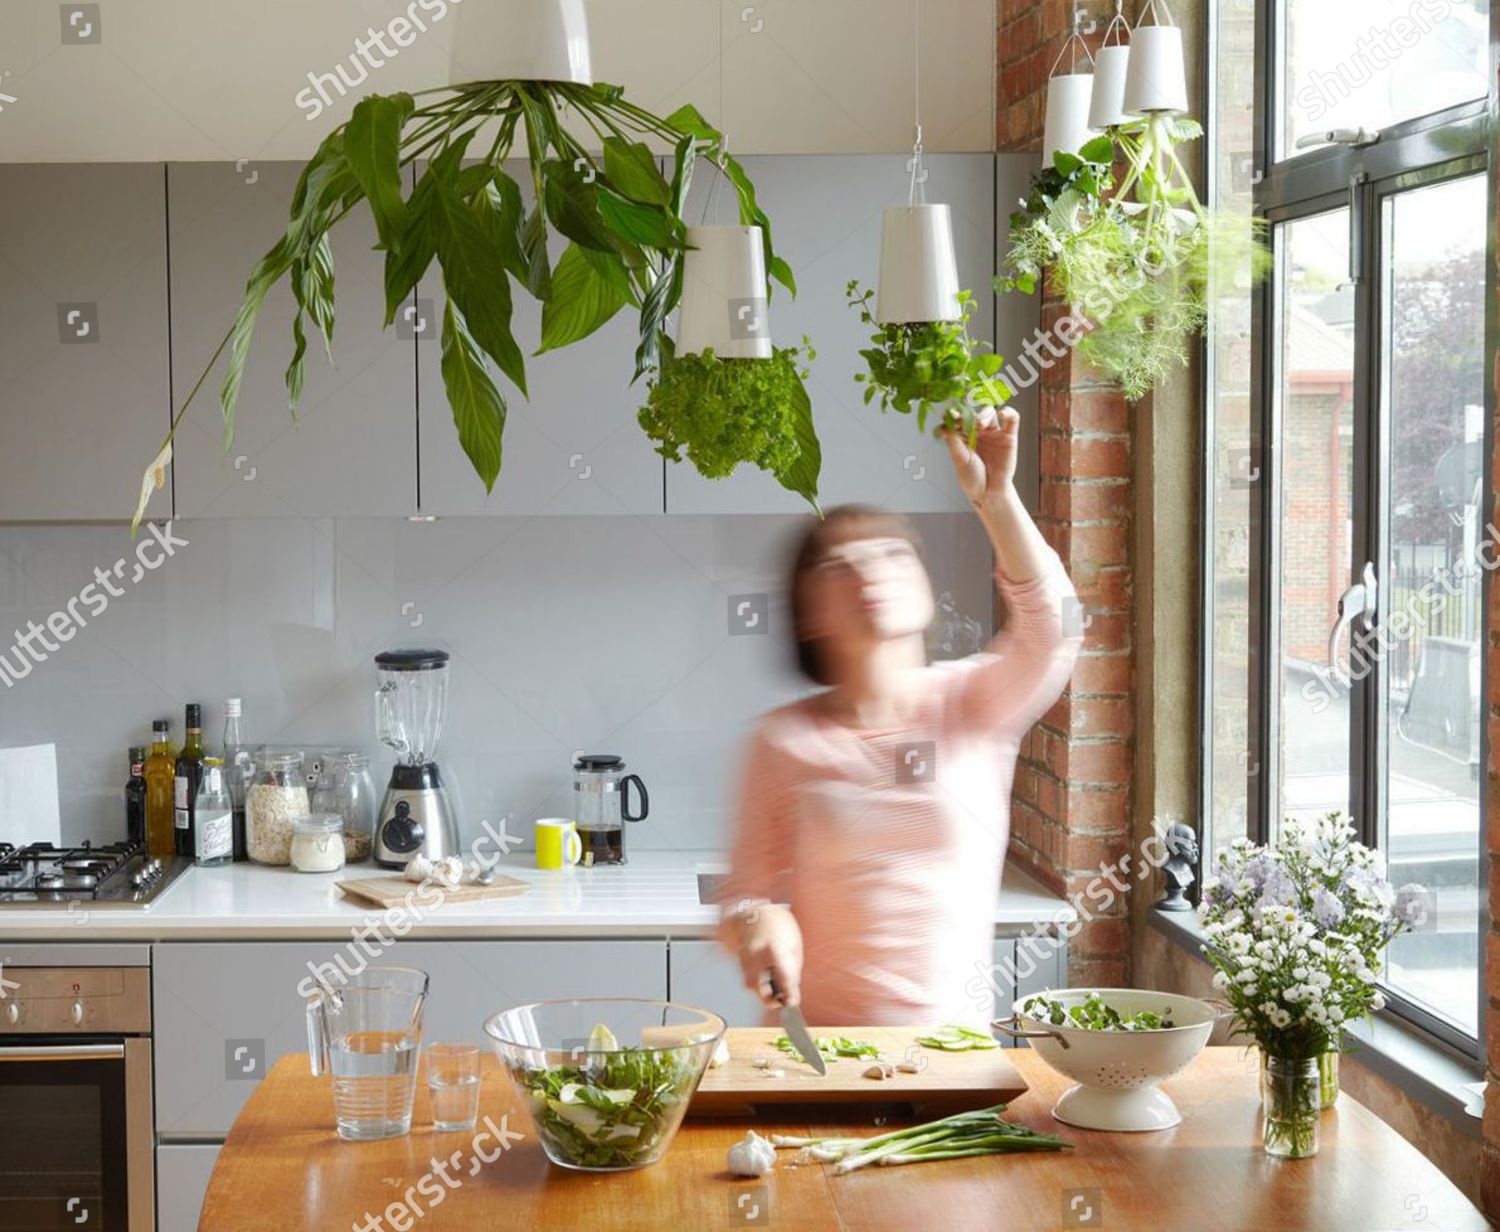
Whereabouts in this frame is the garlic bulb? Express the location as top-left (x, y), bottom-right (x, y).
top-left (727, 1130), bottom-right (776, 1177)
top-left (404, 854), bottom-right (434, 884)
top-left (434, 855), bottom-right (465, 887)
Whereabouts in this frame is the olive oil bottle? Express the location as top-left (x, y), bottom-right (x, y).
top-left (145, 720), bottom-right (177, 859)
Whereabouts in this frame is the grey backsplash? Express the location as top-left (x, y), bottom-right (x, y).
top-left (0, 513), bottom-right (992, 852)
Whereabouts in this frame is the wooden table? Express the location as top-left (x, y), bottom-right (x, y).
top-left (201, 1047), bottom-right (1490, 1231)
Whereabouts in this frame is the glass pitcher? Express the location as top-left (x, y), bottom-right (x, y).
top-left (375, 650), bottom-right (450, 766)
top-left (306, 966), bottom-right (430, 1140)
top-left (572, 754), bottom-right (649, 866)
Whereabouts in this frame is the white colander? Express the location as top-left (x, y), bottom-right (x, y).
top-left (993, 988), bottom-right (1223, 1132)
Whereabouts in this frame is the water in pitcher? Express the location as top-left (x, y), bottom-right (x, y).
top-left (330, 1030), bottom-right (419, 1140)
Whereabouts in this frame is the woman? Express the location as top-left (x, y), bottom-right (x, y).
top-left (718, 407), bottom-right (1081, 1027)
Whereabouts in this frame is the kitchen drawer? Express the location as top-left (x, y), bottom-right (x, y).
top-left (152, 939), bottom-right (666, 1137)
top-left (668, 939), bottom-right (763, 1027)
top-left (156, 1143), bottom-right (219, 1232)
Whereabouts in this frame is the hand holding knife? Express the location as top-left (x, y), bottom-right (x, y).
top-left (768, 970), bottom-right (826, 1076)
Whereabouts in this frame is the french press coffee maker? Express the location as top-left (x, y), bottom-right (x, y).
top-left (572, 754), bottom-right (648, 866)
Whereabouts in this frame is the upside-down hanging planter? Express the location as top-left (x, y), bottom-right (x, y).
top-left (876, 198), bottom-right (962, 325)
top-left (451, 0), bottom-right (593, 84)
top-left (1041, 11), bottom-right (1097, 165)
top-left (1088, 2), bottom-right (1134, 130)
top-left (1123, 0), bottom-right (1189, 116)
top-left (676, 224), bottom-right (774, 358)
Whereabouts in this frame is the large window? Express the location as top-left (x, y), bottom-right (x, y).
top-left (1204, 0), bottom-right (1491, 1049)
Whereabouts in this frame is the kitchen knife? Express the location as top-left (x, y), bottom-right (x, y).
top-left (768, 972), bottom-right (826, 1075)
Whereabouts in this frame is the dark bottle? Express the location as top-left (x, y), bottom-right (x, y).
top-left (125, 747), bottom-right (147, 847)
top-left (174, 703), bottom-right (207, 858)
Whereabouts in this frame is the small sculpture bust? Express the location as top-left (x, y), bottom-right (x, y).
top-left (1157, 822), bottom-right (1199, 912)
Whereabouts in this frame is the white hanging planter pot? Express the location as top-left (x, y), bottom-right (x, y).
top-left (1089, 45), bottom-right (1133, 129)
top-left (452, 0), bottom-right (594, 85)
top-left (676, 225), bottom-right (774, 360)
top-left (1123, 6), bottom-right (1188, 116)
top-left (876, 204), bottom-right (962, 325)
top-left (1043, 73), bottom-right (1097, 164)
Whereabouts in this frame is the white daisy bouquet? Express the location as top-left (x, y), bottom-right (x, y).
top-left (1197, 813), bottom-right (1429, 1060)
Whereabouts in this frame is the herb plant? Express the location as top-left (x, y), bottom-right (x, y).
top-left (638, 338), bottom-right (821, 512)
top-left (1022, 992), bottom-right (1175, 1032)
top-left (847, 282), bottom-right (1010, 440)
top-left (132, 84), bottom-right (804, 528)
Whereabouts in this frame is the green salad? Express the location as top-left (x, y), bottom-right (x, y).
top-left (1022, 992), bottom-right (1175, 1032)
top-left (512, 1026), bottom-right (702, 1169)
top-left (774, 1035), bottom-right (883, 1062)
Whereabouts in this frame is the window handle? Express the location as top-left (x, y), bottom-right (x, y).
top-left (1295, 127), bottom-right (1381, 150)
top-left (1327, 562), bottom-right (1379, 686)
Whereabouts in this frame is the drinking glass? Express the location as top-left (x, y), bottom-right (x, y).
top-left (425, 1042), bottom-right (481, 1133)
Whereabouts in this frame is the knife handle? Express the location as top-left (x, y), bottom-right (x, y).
top-left (765, 969), bottom-right (786, 1008)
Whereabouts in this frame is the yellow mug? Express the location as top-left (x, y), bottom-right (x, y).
top-left (535, 819), bottom-right (583, 870)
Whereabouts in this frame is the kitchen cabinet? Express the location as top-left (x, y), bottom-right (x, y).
top-left (414, 161), bottom-right (666, 517)
top-left (669, 939), bottom-right (763, 1027)
top-left (0, 164), bottom-right (172, 522)
top-left (167, 162), bottom-right (418, 519)
top-left (664, 154), bottom-right (997, 515)
top-left (156, 1143), bottom-right (220, 1232)
top-left (152, 939), bottom-right (665, 1137)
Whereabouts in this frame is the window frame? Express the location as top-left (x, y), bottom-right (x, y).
top-left (1201, 0), bottom-right (1496, 1055)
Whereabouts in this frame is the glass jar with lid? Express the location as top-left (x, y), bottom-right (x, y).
top-left (290, 814), bottom-right (346, 874)
top-left (310, 751), bottom-right (378, 864)
top-left (246, 751), bottom-right (309, 866)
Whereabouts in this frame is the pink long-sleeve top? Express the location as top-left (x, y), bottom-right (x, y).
top-left (719, 550), bottom-right (1081, 1028)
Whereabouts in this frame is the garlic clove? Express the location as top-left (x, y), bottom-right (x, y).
top-left (727, 1129), bottom-right (777, 1177)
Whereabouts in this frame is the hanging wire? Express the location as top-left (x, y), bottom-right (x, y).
top-left (1049, 7), bottom-right (1097, 79)
top-left (1103, 0), bottom-right (1130, 47)
top-left (907, 0), bottom-right (927, 205)
top-left (1138, 0), bottom-right (1175, 28)
top-left (700, 0), bottom-right (728, 224)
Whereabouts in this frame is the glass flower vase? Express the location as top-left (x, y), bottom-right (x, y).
top-left (1318, 1050), bottom-right (1339, 1109)
top-left (1262, 1055), bottom-right (1321, 1159)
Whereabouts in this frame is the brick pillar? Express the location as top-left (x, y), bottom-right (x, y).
top-left (999, 0), bottom-right (1136, 988)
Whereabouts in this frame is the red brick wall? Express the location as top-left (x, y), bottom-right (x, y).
top-left (998, 2), bottom-right (1135, 988)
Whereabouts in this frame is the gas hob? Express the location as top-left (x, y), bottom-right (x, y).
top-left (0, 840), bottom-right (191, 907)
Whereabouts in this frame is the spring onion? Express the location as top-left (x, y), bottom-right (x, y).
top-left (773, 1035), bottom-right (883, 1062)
top-left (1022, 992), bottom-right (1175, 1032)
top-left (770, 1104), bottom-right (1070, 1173)
top-left (916, 1024), bottom-right (1001, 1051)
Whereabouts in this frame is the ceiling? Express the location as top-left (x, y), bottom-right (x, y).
top-left (0, 0), bottom-right (997, 163)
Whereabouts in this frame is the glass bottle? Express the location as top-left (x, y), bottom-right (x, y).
top-left (222, 698), bottom-right (255, 863)
top-left (145, 720), bottom-right (177, 859)
top-left (174, 703), bottom-right (206, 858)
top-left (194, 758), bottom-right (234, 868)
top-left (125, 746), bottom-right (147, 847)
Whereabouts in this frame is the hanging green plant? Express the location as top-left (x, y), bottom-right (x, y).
top-left (847, 283), bottom-right (1010, 439)
top-left (130, 84), bottom-right (804, 528)
top-left (997, 122), bottom-right (1269, 401)
top-left (637, 338), bottom-right (821, 512)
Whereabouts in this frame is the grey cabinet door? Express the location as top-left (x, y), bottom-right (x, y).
top-left (152, 939), bottom-right (666, 1137)
top-left (669, 939), bottom-right (764, 1027)
top-left (664, 154), bottom-right (996, 515)
top-left (414, 162), bottom-right (665, 517)
top-left (156, 1143), bottom-right (220, 1232)
top-left (0, 164), bottom-right (172, 521)
top-left (167, 163), bottom-right (418, 518)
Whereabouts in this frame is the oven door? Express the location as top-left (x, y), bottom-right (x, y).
top-left (0, 1038), bottom-right (154, 1231)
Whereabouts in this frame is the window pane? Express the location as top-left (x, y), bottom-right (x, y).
top-left (1379, 173), bottom-right (1485, 1037)
top-left (1282, 0), bottom-right (1489, 157)
top-left (1206, 0), bottom-right (1260, 855)
top-left (1275, 211), bottom-right (1355, 827)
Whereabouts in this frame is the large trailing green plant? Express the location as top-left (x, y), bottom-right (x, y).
top-left (132, 84), bottom-right (806, 527)
top-left (998, 121), bottom-right (1269, 401)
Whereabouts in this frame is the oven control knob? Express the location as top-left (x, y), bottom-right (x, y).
top-left (70, 1000), bottom-right (84, 1025)
top-left (5, 1002), bottom-right (18, 1025)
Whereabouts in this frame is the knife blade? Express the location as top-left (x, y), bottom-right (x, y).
top-left (768, 972), bottom-right (826, 1075)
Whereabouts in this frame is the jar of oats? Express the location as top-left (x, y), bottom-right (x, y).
top-left (246, 751), bottom-right (309, 866)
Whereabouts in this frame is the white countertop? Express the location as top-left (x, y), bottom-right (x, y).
top-left (0, 851), bottom-right (1075, 941)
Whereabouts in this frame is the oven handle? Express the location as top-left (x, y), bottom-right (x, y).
top-left (0, 1043), bottom-right (125, 1061)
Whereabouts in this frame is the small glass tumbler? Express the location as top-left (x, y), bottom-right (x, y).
top-left (425, 1043), bottom-right (481, 1133)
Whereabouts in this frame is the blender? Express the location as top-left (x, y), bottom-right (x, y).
top-left (373, 650), bottom-right (460, 869)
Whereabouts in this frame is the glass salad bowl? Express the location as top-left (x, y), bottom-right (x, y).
top-left (484, 998), bottom-right (725, 1172)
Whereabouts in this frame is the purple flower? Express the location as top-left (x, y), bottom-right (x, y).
top-left (1394, 884), bottom-right (1430, 929)
top-left (1311, 886), bottom-right (1344, 929)
top-left (1260, 862), bottom-right (1295, 907)
top-left (1242, 852), bottom-right (1276, 892)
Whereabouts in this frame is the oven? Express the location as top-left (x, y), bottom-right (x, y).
top-left (0, 964), bottom-right (153, 1231)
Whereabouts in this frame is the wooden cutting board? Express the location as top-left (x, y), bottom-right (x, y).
top-left (690, 1026), bottom-right (1027, 1117)
top-left (334, 874), bottom-right (529, 908)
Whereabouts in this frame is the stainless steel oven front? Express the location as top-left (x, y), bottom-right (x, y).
top-left (0, 966), bottom-right (154, 1231)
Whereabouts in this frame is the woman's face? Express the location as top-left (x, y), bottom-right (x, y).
top-left (802, 535), bottom-right (936, 652)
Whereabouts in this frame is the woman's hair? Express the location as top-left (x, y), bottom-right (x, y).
top-left (787, 504), bottom-right (927, 685)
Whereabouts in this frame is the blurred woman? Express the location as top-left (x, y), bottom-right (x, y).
top-left (719, 407), bottom-right (1081, 1026)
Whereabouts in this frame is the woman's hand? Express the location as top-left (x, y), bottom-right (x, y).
top-left (728, 902), bottom-right (804, 1010)
top-left (943, 406), bottom-right (1020, 509)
